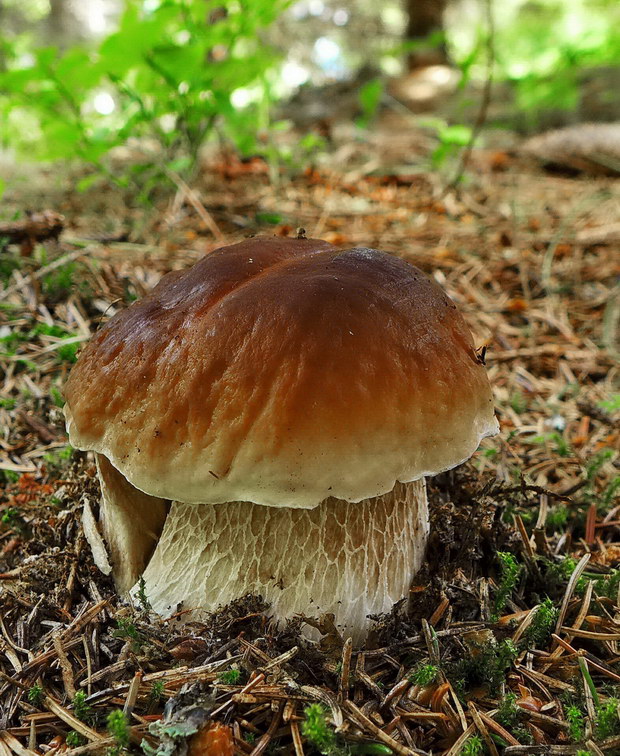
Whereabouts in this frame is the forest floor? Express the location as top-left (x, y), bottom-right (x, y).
top-left (0, 116), bottom-right (619, 756)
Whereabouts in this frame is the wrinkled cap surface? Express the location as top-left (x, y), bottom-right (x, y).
top-left (64, 237), bottom-right (498, 508)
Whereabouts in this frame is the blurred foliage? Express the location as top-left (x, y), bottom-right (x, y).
top-left (0, 0), bottom-right (619, 185)
top-left (449, 0), bottom-right (620, 129)
top-left (0, 0), bottom-right (288, 187)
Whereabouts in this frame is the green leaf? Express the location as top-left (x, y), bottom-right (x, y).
top-left (76, 174), bottom-right (101, 192)
top-left (357, 78), bottom-right (383, 127)
top-left (438, 124), bottom-right (472, 146)
top-left (256, 212), bottom-right (283, 225)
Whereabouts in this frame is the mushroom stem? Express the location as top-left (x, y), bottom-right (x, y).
top-left (138, 479), bottom-right (429, 642)
top-left (93, 454), bottom-right (169, 592)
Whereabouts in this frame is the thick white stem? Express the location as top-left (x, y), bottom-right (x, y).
top-left (140, 479), bottom-right (428, 642)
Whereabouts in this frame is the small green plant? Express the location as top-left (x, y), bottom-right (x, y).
top-left (430, 121), bottom-right (473, 170)
top-left (219, 667), bottom-right (241, 685)
top-left (136, 576), bottom-right (152, 613)
top-left (602, 476), bottom-right (620, 509)
top-left (107, 709), bottom-right (130, 750)
top-left (356, 78), bottom-right (383, 129)
top-left (583, 448), bottom-right (618, 508)
top-left (531, 431), bottom-right (572, 457)
top-left (495, 693), bottom-right (533, 745)
top-left (27, 683), bottom-right (43, 707)
top-left (461, 734), bottom-right (484, 756)
top-left (50, 386), bottom-right (65, 407)
top-left (57, 340), bottom-right (80, 363)
top-left (43, 445), bottom-right (74, 471)
top-left (408, 663), bottom-right (439, 687)
top-left (113, 617), bottom-right (143, 652)
top-left (510, 391), bottom-right (528, 414)
top-left (549, 557), bottom-right (593, 597)
top-left (2, 507), bottom-right (19, 525)
top-left (599, 395), bottom-right (620, 413)
top-left (1, 507), bottom-right (28, 534)
top-left (301, 704), bottom-right (339, 756)
top-left (0, 248), bottom-right (22, 280)
top-left (30, 323), bottom-right (80, 363)
top-left (147, 680), bottom-right (164, 707)
top-left (546, 505), bottom-right (569, 531)
top-left (596, 696), bottom-right (620, 739)
top-left (496, 692), bottom-right (519, 727)
top-left (0, 329), bottom-right (25, 355)
top-left (585, 449), bottom-right (615, 483)
top-left (73, 690), bottom-right (93, 722)
top-left (493, 552), bottom-right (521, 619)
top-left (566, 704), bottom-right (585, 743)
top-left (42, 263), bottom-right (77, 301)
top-left (451, 638), bottom-right (518, 697)
top-left (66, 731), bottom-right (84, 747)
top-left (524, 598), bottom-right (558, 649)
top-left (0, 397), bottom-right (16, 409)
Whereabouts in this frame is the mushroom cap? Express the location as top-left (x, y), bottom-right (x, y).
top-left (64, 237), bottom-right (498, 509)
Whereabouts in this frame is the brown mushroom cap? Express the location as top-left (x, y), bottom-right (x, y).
top-left (65, 237), bottom-right (497, 509)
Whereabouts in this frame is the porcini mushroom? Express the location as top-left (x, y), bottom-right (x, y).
top-left (64, 237), bottom-right (498, 641)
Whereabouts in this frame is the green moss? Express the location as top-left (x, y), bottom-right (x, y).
top-left (596, 697), bottom-right (620, 739)
top-left (493, 552), bottom-right (521, 619)
top-left (524, 598), bottom-right (558, 648)
top-left (451, 638), bottom-right (518, 697)
top-left (301, 704), bottom-right (339, 756)
top-left (107, 709), bottom-right (130, 750)
top-left (566, 704), bottom-right (585, 743)
top-left (461, 734), bottom-right (484, 756)
top-left (148, 681), bottom-right (164, 706)
top-left (113, 618), bottom-right (143, 652)
top-left (219, 668), bottom-right (242, 685)
top-left (408, 663), bottom-right (439, 687)
top-left (495, 693), bottom-right (534, 745)
top-left (27, 684), bottom-right (43, 707)
top-left (73, 690), bottom-right (93, 723)
top-left (66, 731), bottom-right (84, 747)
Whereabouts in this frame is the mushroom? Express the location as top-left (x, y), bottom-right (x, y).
top-left (64, 237), bottom-right (498, 641)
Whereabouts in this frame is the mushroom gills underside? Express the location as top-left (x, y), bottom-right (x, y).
top-left (88, 454), bottom-right (169, 592)
top-left (137, 478), bottom-right (429, 642)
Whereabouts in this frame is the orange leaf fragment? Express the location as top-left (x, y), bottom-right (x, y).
top-left (571, 415), bottom-right (590, 447)
top-left (188, 723), bottom-right (234, 756)
top-left (527, 217), bottom-right (541, 231)
top-left (323, 232), bottom-right (350, 246)
top-left (516, 695), bottom-right (543, 713)
top-left (489, 150), bottom-right (510, 171)
top-left (507, 298), bottom-right (528, 313)
top-left (433, 246), bottom-right (453, 261)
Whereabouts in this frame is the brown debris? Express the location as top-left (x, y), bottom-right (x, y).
top-left (0, 211), bottom-right (64, 256)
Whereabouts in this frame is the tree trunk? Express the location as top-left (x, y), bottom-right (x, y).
top-left (405, 0), bottom-right (449, 69)
top-left (0, 1), bottom-right (6, 72)
top-left (46, 0), bottom-right (78, 48)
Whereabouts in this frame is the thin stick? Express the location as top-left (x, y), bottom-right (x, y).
top-left (442, 0), bottom-right (494, 192)
top-left (338, 638), bottom-right (353, 703)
